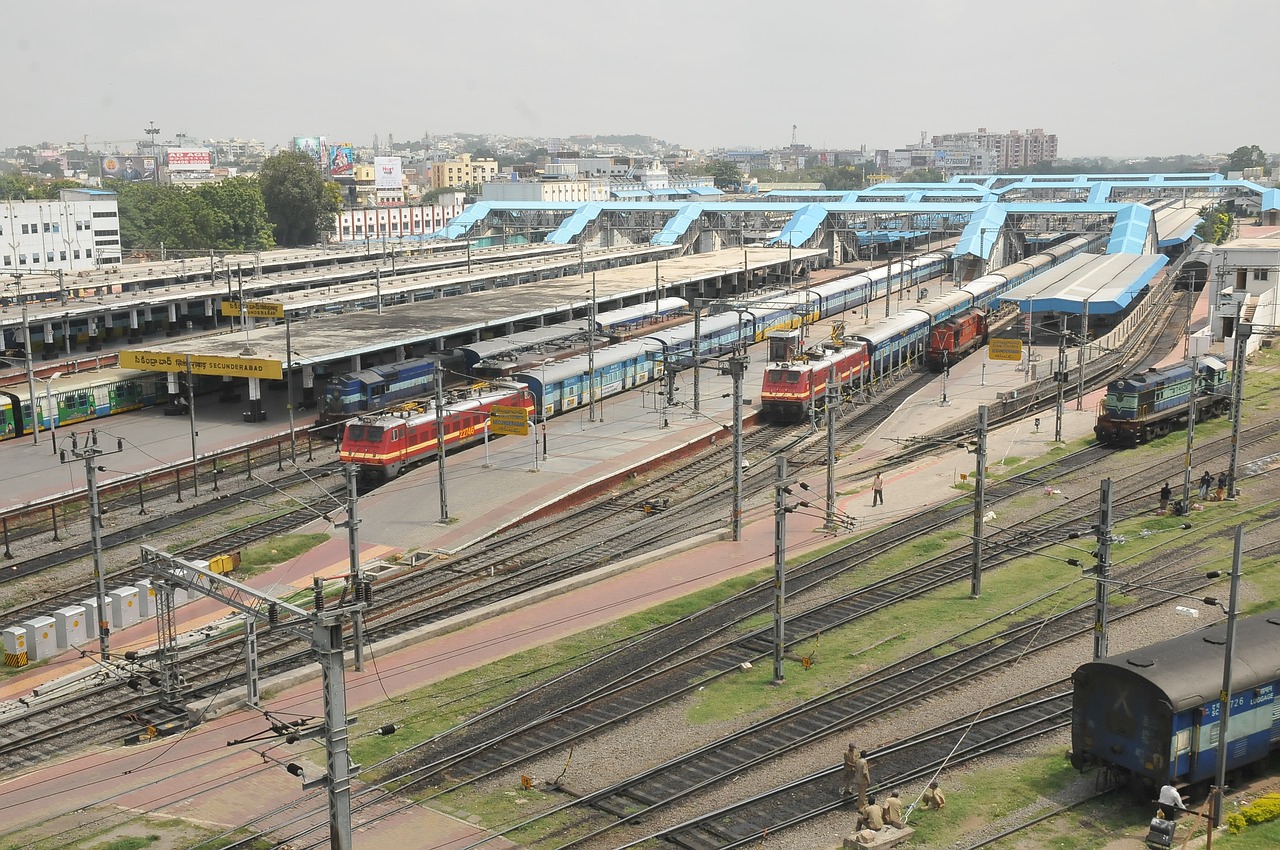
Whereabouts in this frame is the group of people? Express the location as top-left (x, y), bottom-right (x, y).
top-left (841, 743), bottom-right (945, 843)
top-left (1158, 470), bottom-right (1230, 515)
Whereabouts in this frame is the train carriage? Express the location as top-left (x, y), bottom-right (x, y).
top-left (851, 309), bottom-right (933, 381)
top-left (927, 308), bottom-right (988, 371)
top-left (760, 343), bottom-right (869, 422)
top-left (319, 356), bottom-right (439, 424)
top-left (0, 368), bottom-right (163, 440)
top-left (1071, 609), bottom-right (1280, 791)
top-left (516, 339), bottom-right (663, 420)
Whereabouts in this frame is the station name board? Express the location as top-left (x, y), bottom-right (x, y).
top-left (121, 350), bottom-right (284, 380)
top-left (988, 338), bottom-right (1024, 362)
top-left (221, 300), bottom-right (286, 319)
top-left (489, 405), bottom-right (530, 436)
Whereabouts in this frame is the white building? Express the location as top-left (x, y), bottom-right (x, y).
top-left (481, 177), bottom-right (611, 203)
top-left (332, 200), bottom-right (466, 242)
top-left (1205, 236), bottom-right (1280, 347)
top-left (2, 188), bottom-right (121, 274)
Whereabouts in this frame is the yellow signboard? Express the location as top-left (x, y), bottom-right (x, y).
top-left (121, 350), bottom-right (283, 381)
top-left (221, 300), bottom-right (286, 319)
top-left (489, 405), bottom-right (530, 436)
top-left (988, 338), bottom-right (1024, 362)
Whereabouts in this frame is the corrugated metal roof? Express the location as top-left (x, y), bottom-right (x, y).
top-left (544, 203), bottom-right (605, 244)
top-left (769, 203), bottom-right (828, 248)
top-left (955, 204), bottom-right (1006, 258)
top-left (611, 189), bottom-right (651, 198)
top-left (1106, 204), bottom-right (1153, 254)
top-left (685, 186), bottom-right (724, 196)
top-left (650, 204), bottom-right (704, 246)
top-left (1262, 187), bottom-right (1279, 212)
top-left (999, 252), bottom-right (1167, 314)
top-left (1155, 207), bottom-right (1203, 247)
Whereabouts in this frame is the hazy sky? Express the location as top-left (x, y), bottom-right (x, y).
top-left (7, 0), bottom-right (1275, 159)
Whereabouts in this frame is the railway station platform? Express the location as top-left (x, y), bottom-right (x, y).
top-left (3, 270), bottom-right (1193, 848)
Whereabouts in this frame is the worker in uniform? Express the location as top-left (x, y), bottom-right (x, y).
top-left (840, 742), bottom-right (859, 797)
top-left (883, 789), bottom-right (905, 828)
top-left (1159, 481), bottom-right (1171, 513)
top-left (853, 749), bottom-right (872, 809)
top-left (856, 795), bottom-right (885, 832)
top-left (922, 780), bottom-right (946, 810)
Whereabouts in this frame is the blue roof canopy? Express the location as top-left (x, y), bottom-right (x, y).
top-left (1000, 253), bottom-right (1168, 315)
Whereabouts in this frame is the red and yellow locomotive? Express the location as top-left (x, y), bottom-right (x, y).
top-left (760, 330), bottom-right (869, 423)
top-left (926, 308), bottom-right (987, 371)
top-left (340, 383), bottom-right (535, 480)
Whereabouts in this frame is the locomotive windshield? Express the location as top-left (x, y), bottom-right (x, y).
top-left (344, 425), bottom-right (385, 443)
top-left (767, 370), bottom-right (800, 383)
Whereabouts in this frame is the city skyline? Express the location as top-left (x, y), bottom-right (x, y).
top-left (5, 0), bottom-right (1275, 160)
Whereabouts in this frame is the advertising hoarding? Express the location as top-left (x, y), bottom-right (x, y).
top-left (166, 148), bottom-right (212, 171)
top-left (328, 143), bottom-right (355, 176)
top-left (374, 156), bottom-right (403, 189)
top-left (293, 136), bottom-right (327, 164)
top-left (101, 155), bottom-right (157, 182)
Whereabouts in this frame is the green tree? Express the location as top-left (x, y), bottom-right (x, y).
top-left (1226, 145), bottom-right (1267, 175)
top-left (193, 176), bottom-right (274, 250)
top-left (705, 159), bottom-right (743, 190)
top-left (258, 151), bottom-right (336, 246)
top-left (900, 168), bottom-right (946, 184)
top-left (1195, 203), bottom-right (1234, 244)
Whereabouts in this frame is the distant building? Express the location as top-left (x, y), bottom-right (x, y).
top-left (332, 199), bottom-right (466, 242)
top-left (431, 154), bottom-right (499, 190)
top-left (481, 176), bottom-right (610, 203)
top-left (930, 128), bottom-right (1059, 172)
top-left (2, 188), bottom-right (121, 273)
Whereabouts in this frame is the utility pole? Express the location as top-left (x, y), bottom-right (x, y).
top-left (1076, 299), bottom-right (1089, 411)
top-left (1213, 525), bottom-right (1243, 828)
top-left (140, 546), bottom-right (378, 850)
top-left (823, 386), bottom-right (838, 532)
top-left (971, 405), bottom-right (988, 598)
top-left (1093, 479), bottom-right (1114, 660)
top-left (435, 373), bottom-right (449, 522)
top-left (589, 274), bottom-right (597, 422)
top-left (1182, 355), bottom-right (1198, 515)
top-left (6, 273), bottom-right (38, 445)
top-left (1054, 333), bottom-right (1067, 442)
top-left (285, 317), bottom-right (297, 464)
top-left (61, 430), bottom-right (123, 661)
top-left (337, 464), bottom-right (365, 670)
top-left (729, 354), bottom-right (748, 541)
top-left (772, 456), bottom-right (789, 685)
top-left (692, 303), bottom-right (702, 414)
top-left (1227, 321), bottom-right (1251, 500)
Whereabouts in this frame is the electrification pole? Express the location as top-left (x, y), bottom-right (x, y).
top-left (1227, 322), bottom-right (1251, 500)
top-left (772, 456), bottom-right (788, 684)
top-left (436, 373), bottom-right (449, 522)
top-left (1055, 333), bottom-right (1066, 442)
top-left (824, 388), bottom-right (838, 532)
top-left (1093, 479), bottom-right (1114, 660)
top-left (971, 405), bottom-right (988, 598)
top-left (692, 303), bottom-right (702, 415)
top-left (1213, 525), bottom-right (1243, 828)
top-left (1182, 356), bottom-right (1198, 515)
top-left (729, 354), bottom-right (748, 541)
top-left (337, 464), bottom-right (364, 670)
top-left (589, 274), bottom-right (598, 422)
top-left (61, 430), bottom-right (123, 661)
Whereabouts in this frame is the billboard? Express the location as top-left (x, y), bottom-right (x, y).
top-left (293, 136), bottom-right (327, 164)
top-left (167, 148), bottom-right (212, 171)
top-left (101, 155), bottom-right (157, 182)
top-left (328, 143), bottom-right (355, 176)
top-left (374, 156), bottom-right (403, 189)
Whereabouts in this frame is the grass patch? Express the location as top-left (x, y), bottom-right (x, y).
top-left (236, 533), bottom-right (331, 574)
top-left (87, 839), bottom-right (160, 850)
top-left (0, 809), bottom-right (276, 850)
top-left (350, 569), bottom-right (771, 777)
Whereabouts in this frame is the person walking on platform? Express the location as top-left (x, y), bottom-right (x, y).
top-left (922, 780), bottom-right (946, 809)
top-left (884, 790), bottom-right (905, 828)
top-left (853, 749), bottom-right (872, 809)
top-left (871, 473), bottom-right (884, 507)
top-left (840, 742), bottom-right (859, 797)
top-left (1159, 482), bottom-right (1171, 513)
top-left (1199, 470), bottom-right (1213, 501)
top-left (1216, 471), bottom-right (1228, 502)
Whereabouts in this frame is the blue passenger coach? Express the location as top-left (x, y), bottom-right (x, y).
top-left (1071, 610), bottom-right (1280, 791)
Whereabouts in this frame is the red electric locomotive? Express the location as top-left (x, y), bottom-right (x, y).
top-left (340, 383), bottom-right (536, 480)
top-left (760, 343), bottom-right (869, 422)
top-left (926, 308), bottom-right (987, 371)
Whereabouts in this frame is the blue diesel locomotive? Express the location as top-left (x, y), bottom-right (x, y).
top-left (1094, 357), bottom-right (1231, 446)
top-left (1071, 610), bottom-right (1280, 792)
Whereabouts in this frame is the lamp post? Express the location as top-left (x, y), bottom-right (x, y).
top-left (7, 273), bottom-right (39, 445)
top-left (37, 371), bottom-right (62, 454)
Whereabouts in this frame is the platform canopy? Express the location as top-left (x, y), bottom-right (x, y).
top-left (998, 252), bottom-right (1169, 315)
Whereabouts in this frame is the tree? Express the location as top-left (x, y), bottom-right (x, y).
top-left (193, 176), bottom-right (275, 250)
top-left (258, 151), bottom-right (336, 246)
top-left (705, 160), bottom-right (743, 190)
top-left (1195, 203), bottom-right (1234, 244)
top-left (1226, 145), bottom-right (1267, 175)
top-left (37, 161), bottom-right (64, 178)
top-left (900, 168), bottom-right (946, 184)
